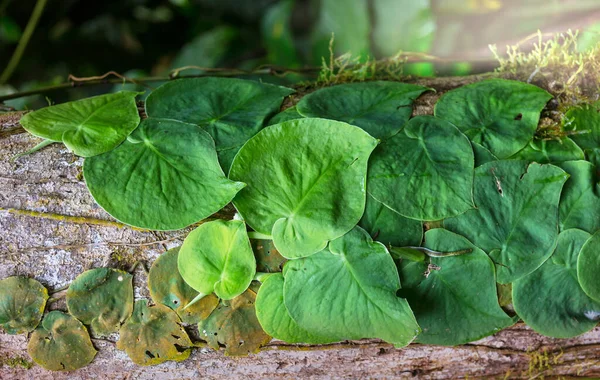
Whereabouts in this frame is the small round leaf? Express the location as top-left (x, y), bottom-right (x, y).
top-left (577, 231), bottom-right (600, 302)
top-left (0, 276), bottom-right (48, 334)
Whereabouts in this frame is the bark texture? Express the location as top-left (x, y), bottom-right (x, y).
top-left (1, 77), bottom-right (600, 379)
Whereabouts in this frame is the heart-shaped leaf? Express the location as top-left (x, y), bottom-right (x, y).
top-left (20, 91), bottom-right (140, 157)
top-left (558, 160), bottom-right (600, 233)
top-left (283, 226), bottom-right (420, 347)
top-left (368, 115), bottom-right (475, 221)
top-left (577, 231), bottom-right (600, 302)
top-left (0, 276), bottom-right (48, 334)
top-left (514, 229), bottom-right (600, 338)
top-left (509, 138), bottom-right (584, 164)
top-left (84, 118), bottom-right (245, 230)
top-left (66, 268), bottom-right (133, 336)
top-left (28, 311), bottom-right (97, 371)
top-left (296, 81), bottom-right (430, 138)
top-left (145, 77), bottom-right (293, 170)
top-left (445, 161), bottom-right (568, 283)
top-left (397, 229), bottom-right (515, 345)
top-left (117, 300), bottom-right (193, 366)
top-left (434, 79), bottom-right (552, 158)
top-left (178, 220), bottom-right (255, 300)
top-left (472, 142), bottom-right (497, 167)
top-left (229, 118), bottom-right (378, 259)
top-left (148, 247), bottom-right (219, 324)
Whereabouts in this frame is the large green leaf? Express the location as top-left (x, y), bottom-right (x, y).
top-left (148, 247), bottom-right (219, 324)
top-left (66, 268), bottom-right (133, 336)
top-left (145, 77), bottom-right (293, 170)
top-left (198, 289), bottom-right (271, 356)
top-left (178, 220), bottom-right (255, 300)
top-left (28, 311), bottom-right (96, 371)
top-left (513, 229), bottom-right (600, 338)
top-left (434, 79), bottom-right (552, 159)
top-left (509, 138), bottom-right (584, 163)
top-left (368, 115), bottom-right (474, 221)
top-left (359, 193), bottom-right (423, 247)
top-left (255, 273), bottom-right (334, 344)
top-left (0, 277), bottom-right (48, 334)
top-left (84, 118), bottom-right (245, 230)
top-left (445, 161), bottom-right (568, 283)
top-left (397, 229), bottom-right (514, 345)
top-left (117, 300), bottom-right (193, 366)
top-left (472, 142), bottom-right (497, 167)
top-left (558, 160), bottom-right (600, 233)
top-left (19, 91), bottom-right (140, 157)
top-left (267, 106), bottom-right (303, 126)
top-left (577, 231), bottom-right (600, 301)
top-left (283, 227), bottom-right (420, 347)
top-left (296, 82), bottom-right (430, 138)
top-left (229, 118), bottom-right (378, 259)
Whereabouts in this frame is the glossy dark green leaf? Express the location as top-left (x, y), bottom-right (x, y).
top-left (558, 160), bottom-right (600, 233)
top-left (178, 220), bottom-right (255, 300)
top-left (0, 277), bottom-right (48, 334)
top-left (148, 247), bottom-right (219, 324)
top-left (230, 118), bottom-right (378, 259)
top-left (28, 311), bottom-right (97, 371)
top-left (198, 289), bottom-right (271, 356)
top-left (513, 229), bottom-right (600, 338)
top-left (20, 91), bottom-right (140, 157)
top-left (66, 268), bottom-right (133, 336)
top-left (368, 115), bottom-right (474, 221)
top-left (445, 160), bottom-right (568, 283)
top-left (145, 77), bottom-right (293, 170)
top-left (397, 229), bottom-right (515, 345)
top-left (296, 82), bottom-right (430, 138)
top-left (283, 227), bottom-right (420, 347)
top-left (117, 300), bottom-right (193, 365)
top-left (509, 138), bottom-right (584, 163)
top-left (578, 231), bottom-right (600, 302)
top-left (435, 79), bottom-right (552, 158)
top-left (267, 106), bottom-right (303, 126)
top-left (251, 239), bottom-right (287, 273)
top-left (84, 118), bottom-right (245, 230)
top-left (359, 193), bottom-right (423, 247)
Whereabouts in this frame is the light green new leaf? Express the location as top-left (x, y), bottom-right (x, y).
top-left (368, 115), bottom-right (475, 221)
top-left (267, 106), bottom-right (303, 126)
top-left (145, 77), bottom-right (293, 170)
top-left (230, 118), bottom-right (378, 259)
top-left (117, 300), bottom-right (193, 366)
top-left (445, 160), bottom-right (568, 283)
top-left (28, 311), bottom-right (97, 371)
top-left (513, 229), bottom-right (600, 338)
top-left (296, 82), bottom-right (430, 138)
top-left (359, 193), bottom-right (423, 247)
top-left (148, 247), bottom-right (219, 324)
top-left (397, 229), bottom-right (515, 345)
top-left (434, 79), bottom-right (552, 158)
top-left (509, 138), bottom-right (584, 163)
top-left (578, 231), bottom-right (600, 302)
top-left (283, 227), bottom-right (420, 347)
top-left (0, 276), bottom-right (48, 334)
top-left (558, 160), bottom-right (600, 233)
top-left (84, 118), bottom-right (245, 230)
top-left (66, 268), bottom-right (133, 336)
top-left (178, 220), bottom-right (255, 300)
top-left (20, 91), bottom-right (140, 157)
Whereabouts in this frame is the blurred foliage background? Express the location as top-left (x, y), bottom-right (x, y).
top-left (2, 0), bottom-right (600, 109)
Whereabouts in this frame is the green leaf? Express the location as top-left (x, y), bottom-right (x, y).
top-left (578, 231), bottom-right (600, 302)
top-left (251, 239), bottom-right (287, 273)
top-left (397, 229), bottom-right (515, 345)
top-left (267, 106), bottom-right (303, 126)
top-left (283, 227), bottom-right (420, 347)
top-left (445, 161), bottom-right (568, 283)
top-left (359, 193), bottom-right (423, 247)
top-left (0, 16), bottom-right (22, 43)
top-left (558, 160), bottom-right (600, 233)
top-left (178, 220), bottom-right (255, 300)
top-left (117, 300), bottom-right (193, 365)
top-left (509, 138), bottom-right (584, 163)
top-left (28, 311), bottom-right (97, 371)
top-left (434, 79), bottom-right (552, 158)
top-left (513, 229), bottom-right (600, 338)
top-left (261, 0), bottom-right (299, 67)
top-left (564, 103), bottom-right (600, 168)
top-left (148, 247), bottom-right (219, 324)
top-left (255, 273), bottom-right (334, 344)
top-left (84, 118), bottom-right (245, 230)
top-left (66, 268), bottom-right (133, 336)
top-left (19, 91), bottom-right (140, 157)
top-left (296, 82), bottom-right (430, 138)
top-left (198, 289), bottom-right (271, 356)
top-left (472, 141), bottom-right (497, 167)
top-left (145, 77), bottom-right (293, 170)
top-left (0, 277), bottom-right (48, 335)
top-left (229, 118), bottom-right (378, 259)
top-left (170, 26), bottom-right (237, 74)
top-left (368, 115), bottom-right (475, 221)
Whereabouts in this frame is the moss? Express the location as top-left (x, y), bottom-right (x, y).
top-left (525, 348), bottom-right (564, 378)
top-left (0, 355), bottom-right (34, 369)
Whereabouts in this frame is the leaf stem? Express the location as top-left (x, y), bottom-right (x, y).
top-left (389, 246), bottom-right (473, 261)
top-left (247, 231), bottom-right (273, 240)
top-left (11, 138), bottom-right (54, 161)
top-left (183, 293), bottom-right (207, 310)
top-left (253, 272), bottom-right (272, 282)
